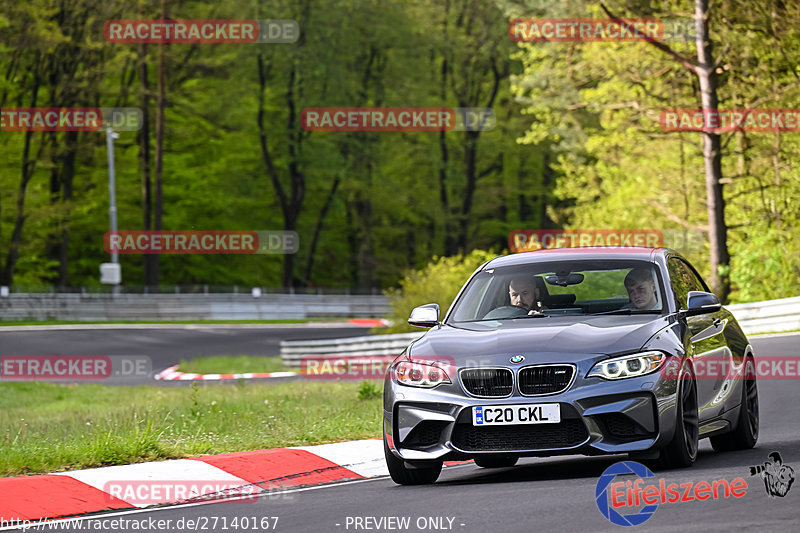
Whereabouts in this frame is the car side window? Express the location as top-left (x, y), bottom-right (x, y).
top-left (667, 258), bottom-right (705, 309)
top-left (681, 260), bottom-right (710, 293)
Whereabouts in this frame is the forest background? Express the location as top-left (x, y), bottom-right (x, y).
top-left (1, 0), bottom-right (797, 305)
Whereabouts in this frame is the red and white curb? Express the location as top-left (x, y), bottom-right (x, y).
top-left (0, 439), bottom-right (464, 522)
top-left (154, 365), bottom-right (297, 381)
top-left (345, 319), bottom-right (389, 327)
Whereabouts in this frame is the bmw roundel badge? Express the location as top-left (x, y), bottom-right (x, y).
top-left (510, 355), bottom-right (525, 364)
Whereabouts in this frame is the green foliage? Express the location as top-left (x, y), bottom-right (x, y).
top-left (383, 249), bottom-right (497, 333)
top-left (502, 0), bottom-right (800, 302)
top-left (2, 0), bottom-right (798, 301)
top-left (357, 380), bottom-right (382, 401)
top-left (729, 227), bottom-right (800, 303)
top-left (0, 0), bottom-right (543, 291)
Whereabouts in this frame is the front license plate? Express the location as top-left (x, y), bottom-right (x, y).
top-left (472, 404), bottom-right (561, 426)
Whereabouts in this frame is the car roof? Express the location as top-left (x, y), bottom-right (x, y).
top-left (484, 247), bottom-right (668, 268)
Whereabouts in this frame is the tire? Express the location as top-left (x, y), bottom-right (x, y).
top-left (474, 456), bottom-right (519, 468)
top-left (383, 438), bottom-right (442, 485)
top-left (710, 358), bottom-right (759, 451)
top-left (658, 364), bottom-right (699, 469)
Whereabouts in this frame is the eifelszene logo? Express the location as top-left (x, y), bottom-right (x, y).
top-left (595, 461), bottom-right (748, 526)
top-left (595, 461), bottom-right (658, 527)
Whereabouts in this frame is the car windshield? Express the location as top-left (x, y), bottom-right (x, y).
top-left (447, 259), bottom-right (666, 323)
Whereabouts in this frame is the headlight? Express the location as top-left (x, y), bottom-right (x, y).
top-left (393, 360), bottom-right (451, 388)
top-left (587, 351), bottom-right (666, 380)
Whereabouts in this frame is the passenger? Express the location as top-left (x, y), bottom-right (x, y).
top-left (623, 268), bottom-right (660, 310)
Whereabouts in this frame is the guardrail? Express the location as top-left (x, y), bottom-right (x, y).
top-left (1, 289), bottom-right (795, 335)
top-left (281, 332), bottom-right (424, 368)
top-left (278, 296), bottom-right (800, 366)
top-left (0, 293), bottom-right (390, 321)
top-left (727, 296), bottom-right (800, 335)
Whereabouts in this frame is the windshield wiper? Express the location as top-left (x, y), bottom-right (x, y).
top-left (589, 309), bottom-right (662, 315)
top-left (507, 311), bottom-right (549, 319)
top-left (471, 312), bottom-right (550, 322)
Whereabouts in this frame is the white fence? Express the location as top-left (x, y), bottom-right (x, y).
top-left (727, 296), bottom-right (800, 334)
top-left (1, 290), bottom-right (795, 338)
top-left (0, 293), bottom-right (390, 321)
top-left (280, 332), bottom-right (423, 367)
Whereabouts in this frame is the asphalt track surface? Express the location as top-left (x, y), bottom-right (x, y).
top-left (8, 333), bottom-right (798, 533)
top-left (0, 324), bottom-right (370, 385)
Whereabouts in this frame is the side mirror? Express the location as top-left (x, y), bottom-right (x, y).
top-left (683, 291), bottom-right (721, 317)
top-left (408, 303), bottom-right (440, 328)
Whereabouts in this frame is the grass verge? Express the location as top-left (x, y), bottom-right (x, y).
top-left (0, 380), bottom-right (381, 477)
top-left (177, 355), bottom-right (293, 374)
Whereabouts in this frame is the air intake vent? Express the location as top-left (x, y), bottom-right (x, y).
top-left (518, 365), bottom-right (575, 395)
top-left (460, 368), bottom-right (513, 397)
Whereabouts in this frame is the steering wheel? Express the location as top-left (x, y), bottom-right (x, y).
top-left (482, 305), bottom-right (531, 320)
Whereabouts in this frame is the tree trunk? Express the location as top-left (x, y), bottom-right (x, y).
top-left (57, 130), bottom-right (78, 286)
top-left (256, 55), bottom-right (304, 289)
top-left (601, 1), bottom-right (731, 301)
top-left (439, 126), bottom-right (456, 255)
top-left (152, 0), bottom-right (166, 288)
top-left (540, 150), bottom-right (553, 228)
top-left (457, 130), bottom-right (479, 251)
top-left (138, 12), bottom-right (155, 287)
top-left (454, 50), bottom-right (505, 252)
top-left (695, 0), bottom-right (730, 301)
top-left (303, 175), bottom-right (340, 285)
top-left (439, 0), bottom-right (457, 256)
top-left (2, 58), bottom-right (42, 286)
top-left (354, 188), bottom-right (375, 291)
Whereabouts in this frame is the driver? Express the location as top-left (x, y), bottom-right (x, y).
top-left (623, 268), bottom-right (660, 310)
top-left (508, 277), bottom-right (546, 314)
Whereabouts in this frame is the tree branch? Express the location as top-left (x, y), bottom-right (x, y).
top-left (645, 199), bottom-right (709, 232)
top-left (600, 3), bottom-right (700, 75)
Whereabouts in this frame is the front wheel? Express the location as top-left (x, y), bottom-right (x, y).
top-left (710, 358), bottom-right (758, 451)
top-left (384, 439), bottom-right (442, 485)
top-left (658, 365), bottom-right (699, 469)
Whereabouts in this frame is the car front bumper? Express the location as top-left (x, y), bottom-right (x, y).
top-left (383, 367), bottom-right (681, 463)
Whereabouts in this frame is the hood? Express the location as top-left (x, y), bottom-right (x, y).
top-left (408, 316), bottom-right (670, 364)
